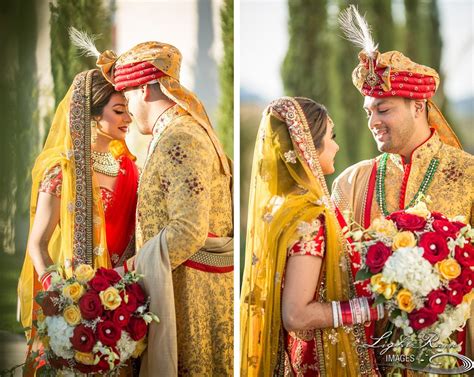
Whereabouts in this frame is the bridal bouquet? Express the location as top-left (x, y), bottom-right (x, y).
top-left (347, 201), bottom-right (474, 368)
top-left (33, 265), bottom-right (159, 376)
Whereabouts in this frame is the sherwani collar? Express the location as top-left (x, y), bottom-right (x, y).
top-left (388, 130), bottom-right (442, 172)
top-left (143, 105), bottom-right (189, 173)
top-left (152, 104), bottom-right (188, 139)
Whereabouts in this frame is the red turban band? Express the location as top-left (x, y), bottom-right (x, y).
top-left (113, 61), bottom-right (166, 91)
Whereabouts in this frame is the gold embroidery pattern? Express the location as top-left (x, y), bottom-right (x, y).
top-left (136, 114), bottom-right (233, 375)
top-left (70, 70), bottom-right (94, 267)
top-left (371, 133), bottom-right (473, 226)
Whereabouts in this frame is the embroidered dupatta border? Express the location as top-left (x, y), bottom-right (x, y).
top-left (70, 70), bottom-right (94, 267)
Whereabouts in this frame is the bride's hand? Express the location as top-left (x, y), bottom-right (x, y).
top-left (114, 265), bottom-right (125, 277)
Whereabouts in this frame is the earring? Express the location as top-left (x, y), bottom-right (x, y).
top-left (91, 120), bottom-right (98, 144)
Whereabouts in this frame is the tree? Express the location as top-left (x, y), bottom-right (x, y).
top-left (217, 0), bottom-right (234, 157)
top-left (0, 1), bottom-right (38, 254)
top-left (282, 0), bottom-right (331, 103)
top-left (50, 0), bottom-right (113, 105)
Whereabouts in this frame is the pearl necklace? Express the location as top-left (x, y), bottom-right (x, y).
top-left (376, 153), bottom-right (439, 217)
top-left (91, 150), bottom-right (119, 177)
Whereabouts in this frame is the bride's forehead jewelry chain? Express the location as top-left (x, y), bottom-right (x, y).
top-left (91, 150), bottom-right (119, 177)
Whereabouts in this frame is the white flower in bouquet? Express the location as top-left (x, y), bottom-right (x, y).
top-left (383, 247), bottom-right (440, 296)
top-left (435, 303), bottom-right (470, 342)
top-left (117, 331), bottom-right (137, 362)
top-left (45, 315), bottom-right (74, 359)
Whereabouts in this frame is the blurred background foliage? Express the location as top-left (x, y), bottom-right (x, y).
top-left (240, 0), bottom-right (474, 277)
top-left (217, 0), bottom-right (234, 157)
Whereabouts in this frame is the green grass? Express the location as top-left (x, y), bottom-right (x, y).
top-left (0, 252), bottom-right (26, 334)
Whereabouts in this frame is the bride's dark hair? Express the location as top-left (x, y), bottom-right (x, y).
top-left (90, 69), bottom-right (116, 117)
top-left (294, 97), bottom-right (328, 150)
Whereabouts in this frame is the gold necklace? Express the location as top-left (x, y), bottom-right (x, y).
top-left (91, 150), bottom-right (119, 177)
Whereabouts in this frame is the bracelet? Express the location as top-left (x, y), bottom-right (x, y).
top-left (360, 297), bottom-right (370, 323)
top-left (39, 271), bottom-right (52, 291)
top-left (337, 300), bottom-right (343, 327)
top-left (336, 297), bottom-right (385, 327)
top-left (340, 300), bottom-right (352, 326)
top-left (331, 301), bottom-right (339, 328)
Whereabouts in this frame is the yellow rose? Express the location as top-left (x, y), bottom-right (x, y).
top-left (74, 351), bottom-right (99, 366)
top-left (436, 259), bottom-right (461, 280)
top-left (74, 264), bottom-right (95, 283)
top-left (62, 282), bottom-right (85, 303)
top-left (370, 274), bottom-right (397, 299)
top-left (397, 289), bottom-right (415, 313)
top-left (369, 218), bottom-right (398, 237)
top-left (405, 201), bottom-right (430, 218)
top-left (132, 337), bottom-right (147, 358)
top-left (99, 286), bottom-right (122, 310)
top-left (392, 231), bottom-right (417, 250)
top-left (63, 305), bottom-right (82, 326)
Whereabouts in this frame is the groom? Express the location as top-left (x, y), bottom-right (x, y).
top-left (99, 42), bottom-right (234, 376)
top-left (332, 34), bottom-right (474, 367)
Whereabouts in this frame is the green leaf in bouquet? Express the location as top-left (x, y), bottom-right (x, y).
top-left (390, 309), bottom-right (402, 320)
top-left (374, 294), bottom-right (387, 306)
top-left (35, 291), bottom-right (48, 305)
top-left (36, 365), bottom-right (56, 377)
top-left (355, 268), bottom-right (372, 281)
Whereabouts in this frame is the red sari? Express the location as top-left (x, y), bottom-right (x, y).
top-left (39, 155), bottom-right (139, 267)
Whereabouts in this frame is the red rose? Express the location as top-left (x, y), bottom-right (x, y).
top-left (97, 320), bottom-right (121, 347)
top-left (121, 290), bottom-right (139, 313)
top-left (432, 220), bottom-right (459, 238)
top-left (96, 351), bottom-right (120, 372)
top-left (75, 363), bottom-right (94, 374)
top-left (425, 289), bottom-right (448, 314)
top-left (127, 283), bottom-right (147, 305)
top-left (388, 211), bottom-right (427, 231)
top-left (431, 212), bottom-right (447, 221)
top-left (36, 291), bottom-right (61, 316)
top-left (70, 325), bottom-right (95, 352)
top-left (112, 306), bottom-right (131, 328)
top-left (89, 275), bottom-right (111, 292)
top-left (365, 242), bottom-right (392, 273)
top-left (419, 232), bottom-right (449, 264)
top-left (447, 281), bottom-right (464, 306)
top-left (408, 307), bottom-right (438, 331)
top-left (454, 243), bottom-right (474, 268)
top-left (451, 222), bottom-right (467, 231)
top-left (49, 357), bottom-right (69, 369)
top-left (79, 292), bottom-right (103, 320)
top-left (456, 268), bottom-right (474, 294)
top-left (127, 317), bottom-right (148, 341)
top-left (96, 267), bottom-right (122, 284)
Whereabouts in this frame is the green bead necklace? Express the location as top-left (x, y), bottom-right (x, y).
top-left (375, 153), bottom-right (440, 217)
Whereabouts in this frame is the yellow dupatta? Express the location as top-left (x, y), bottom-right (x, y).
top-left (18, 70), bottom-right (111, 337)
top-left (240, 97), bottom-right (376, 376)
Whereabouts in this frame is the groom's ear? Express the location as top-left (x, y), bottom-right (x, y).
top-left (142, 84), bottom-right (152, 101)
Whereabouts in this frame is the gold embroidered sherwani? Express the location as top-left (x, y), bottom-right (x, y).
top-left (332, 131), bottom-right (474, 372)
top-left (333, 132), bottom-right (473, 228)
top-left (136, 105), bottom-right (233, 376)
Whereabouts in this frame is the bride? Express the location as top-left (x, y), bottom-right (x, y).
top-left (240, 96), bottom-right (383, 376)
top-left (18, 68), bottom-right (139, 375)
